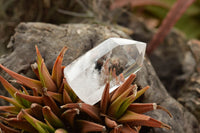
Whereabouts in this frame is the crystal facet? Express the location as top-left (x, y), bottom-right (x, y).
top-left (64, 38), bottom-right (146, 105)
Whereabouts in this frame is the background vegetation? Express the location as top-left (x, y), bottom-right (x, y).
top-left (1, 0), bottom-right (200, 56)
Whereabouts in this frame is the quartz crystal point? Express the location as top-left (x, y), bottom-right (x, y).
top-left (64, 38), bottom-right (146, 105)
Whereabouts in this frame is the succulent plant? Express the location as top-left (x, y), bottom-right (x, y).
top-left (0, 46), bottom-right (172, 133)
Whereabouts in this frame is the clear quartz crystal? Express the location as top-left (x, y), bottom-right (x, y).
top-left (64, 38), bottom-right (146, 105)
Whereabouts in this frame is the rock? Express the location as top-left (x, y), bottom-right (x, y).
top-left (177, 40), bottom-right (200, 122)
top-left (0, 22), bottom-right (128, 80)
top-left (148, 31), bottom-right (196, 98)
top-left (136, 58), bottom-right (200, 133)
top-left (0, 22), bottom-right (199, 132)
top-left (118, 13), bottom-right (197, 99)
top-left (0, 22), bottom-right (129, 104)
top-left (120, 14), bottom-right (200, 126)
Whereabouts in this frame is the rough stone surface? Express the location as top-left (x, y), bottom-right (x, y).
top-left (118, 13), bottom-right (196, 98)
top-left (0, 22), bottom-right (199, 133)
top-left (136, 59), bottom-right (200, 133)
top-left (119, 14), bottom-right (200, 125)
top-left (0, 22), bottom-right (127, 80)
top-left (177, 40), bottom-right (200, 122)
top-left (149, 31), bottom-right (196, 98)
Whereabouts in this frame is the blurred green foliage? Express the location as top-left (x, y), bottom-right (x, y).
top-left (142, 0), bottom-right (200, 39)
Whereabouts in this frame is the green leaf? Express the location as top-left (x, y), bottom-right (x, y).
top-left (35, 45), bottom-right (57, 92)
top-left (116, 94), bottom-right (135, 119)
top-left (111, 74), bottom-right (136, 102)
top-left (22, 109), bottom-right (55, 133)
top-left (132, 86), bottom-right (149, 102)
top-left (108, 85), bottom-right (133, 117)
top-left (63, 79), bottom-right (78, 102)
top-left (42, 106), bottom-right (65, 128)
top-left (0, 95), bottom-right (24, 109)
top-left (0, 106), bottom-right (19, 114)
top-left (0, 76), bottom-right (19, 98)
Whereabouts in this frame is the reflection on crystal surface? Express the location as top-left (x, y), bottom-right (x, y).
top-left (64, 38), bottom-right (146, 105)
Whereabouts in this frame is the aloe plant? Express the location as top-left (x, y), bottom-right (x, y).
top-left (0, 46), bottom-right (172, 133)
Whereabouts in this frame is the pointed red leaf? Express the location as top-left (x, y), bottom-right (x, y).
top-left (0, 95), bottom-right (24, 109)
top-left (77, 120), bottom-right (106, 133)
top-left (47, 91), bottom-right (63, 103)
top-left (0, 122), bottom-right (20, 133)
top-left (61, 103), bottom-right (101, 122)
top-left (105, 117), bottom-right (118, 128)
top-left (100, 82), bottom-right (110, 114)
top-left (63, 89), bottom-right (73, 104)
top-left (0, 64), bottom-right (42, 92)
top-left (30, 103), bottom-right (43, 121)
top-left (3, 117), bottom-right (37, 133)
top-left (35, 45), bottom-right (43, 65)
top-left (61, 108), bottom-right (79, 127)
top-left (42, 88), bottom-right (61, 116)
top-left (0, 106), bottom-right (19, 114)
top-left (0, 76), bottom-right (19, 98)
top-left (15, 92), bottom-right (43, 104)
top-left (128, 103), bottom-right (172, 117)
top-left (40, 60), bottom-right (57, 92)
top-left (35, 45), bottom-right (57, 92)
top-left (52, 47), bottom-right (68, 88)
top-left (118, 111), bottom-right (171, 129)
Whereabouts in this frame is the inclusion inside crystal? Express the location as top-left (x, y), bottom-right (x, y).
top-left (64, 38), bottom-right (146, 105)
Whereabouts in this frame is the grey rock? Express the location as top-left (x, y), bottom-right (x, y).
top-left (178, 40), bottom-right (200, 123)
top-left (0, 22), bottom-right (129, 105)
top-left (136, 59), bottom-right (200, 133)
top-left (119, 14), bottom-right (195, 99)
top-left (0, 22), bottom-right (199, 132)
top-left (149, 31), bottom-right (196, 98)
top-left (124, 15), bottom-right (200, 125)
top-left (0, 22), bottom-right (128, 80)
